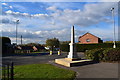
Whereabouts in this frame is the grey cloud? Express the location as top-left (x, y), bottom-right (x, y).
top-left (3, 2), bottom-right (117, 27)
top-left (1, 2), bottom-right (118, 44)
top-left (2, 28), bottom-right (83, 43)
top-left (2, 18), bottom-right (10, 24)
top-left (2, 31), bottom-right (39, 38)
top-left (1, 16), bottom-right (20, 24)
top-left (51, 2), bottom-right (117, 27)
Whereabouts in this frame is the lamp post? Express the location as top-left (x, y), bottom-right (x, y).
top-left (111, 8), bottom-right (116, 48)
top-left (21, 35), bottom-right (22, 45)
top-left (16, 20), bottom-right (19, 45)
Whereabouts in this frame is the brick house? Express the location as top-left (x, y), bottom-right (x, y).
top-left (78, 32), bottom-right (103, 44)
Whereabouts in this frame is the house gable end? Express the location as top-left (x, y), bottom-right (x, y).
top-left (79, 32), bottom-right (99, 39)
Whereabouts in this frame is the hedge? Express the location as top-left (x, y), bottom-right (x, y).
top-left (60, 43), bottom-right (69, 52)
top-left (60, 43), bottom-right (120, 52)
top-left (85, 48), bottom-right (120, 62)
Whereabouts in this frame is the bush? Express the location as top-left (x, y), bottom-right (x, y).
top-left (103, 48), bottom-right (120, 62)
top-left (85, 48), bottom-right (105, 61)
top-left (85, 48), bottom-right (120, 62)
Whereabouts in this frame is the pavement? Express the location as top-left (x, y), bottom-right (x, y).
top-left (2, 52), bottom-right (119, 79)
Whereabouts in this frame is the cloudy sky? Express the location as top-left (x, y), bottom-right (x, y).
top-left (1, 2), bottom-right (118, 44)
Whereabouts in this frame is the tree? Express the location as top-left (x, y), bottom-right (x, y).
top-left (23, 43), bottom-right (41, 46)
top-left (0, 37), bottom-right (11, 45)
top-left (46, 38), bottom-right (60, 50)
top-left (0, 37), bottom-right (11, 54)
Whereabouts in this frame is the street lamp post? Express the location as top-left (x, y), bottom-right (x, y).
top-left (16, 20), bottom-right (19, 45)
top-left (21, 35), bottom-right (22, 45)
top-left (111, 8), bottom-right (116, 48)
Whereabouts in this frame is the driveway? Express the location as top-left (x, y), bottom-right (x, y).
top-left (2, 52), bottom-right (118, 78)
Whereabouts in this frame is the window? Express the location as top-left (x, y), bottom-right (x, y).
top-left (86, 39), bottom-right (90, 42)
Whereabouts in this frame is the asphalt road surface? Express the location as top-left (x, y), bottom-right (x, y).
top-left (2, 52), bottom-right (118, 78)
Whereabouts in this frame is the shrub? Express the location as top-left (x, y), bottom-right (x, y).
top-left (85, 48), bottom-right (120, 62)
top-left (85, 48), bottom-right (105, 61)
top-left (103, 48), bottom-right (120, 62)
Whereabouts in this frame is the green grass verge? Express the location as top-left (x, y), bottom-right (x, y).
top-left (14, 64), bottom-right (76, 80)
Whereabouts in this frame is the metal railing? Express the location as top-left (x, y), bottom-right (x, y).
top-left (2, 62), bottom-right (14, 80)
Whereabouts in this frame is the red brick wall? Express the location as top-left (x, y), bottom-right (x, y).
top-left (78, 33), bottom-right (99, 44)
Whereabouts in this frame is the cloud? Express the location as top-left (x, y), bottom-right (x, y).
top-left (3, 10), bottom-right (32, 19)
top-left (50, 2), bottom-right (117, 27)
top-left (32, 13), bottom-right (50, 19)
top-left (5, 10), bottom-right (13, 14)
top-left (2, 18), bottom-right (10, 24)
top-left (2, 3), bottom-right (13, 10)
top-left (4, 2), bottom-right (117, 27)
top-left (4, 10), bottom-right (51, 20)
top-left (1, 0), bottom-right (119, 2)
top-left (9, 6), bottom-right (13, 9)
top-left (88, 25), bottom-right (118, 41)
top-left (2, 3), bottom-right (7, 6)
top-left (1, 2), bottom-right (118, 44)
top-left (46, 6), bottom-right (57, 11)
top-left (2, 28), bottom-right (72, 44)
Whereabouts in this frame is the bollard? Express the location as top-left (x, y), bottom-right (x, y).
top-left (58, 51), bottom-right (61, 55)
top-left (27, 50), bottom-right (28, 53)
top-left (50, 51), bottom-right (52, 55)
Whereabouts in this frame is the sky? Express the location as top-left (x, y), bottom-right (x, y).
top-left (1, 2), bottom-right (119, 44)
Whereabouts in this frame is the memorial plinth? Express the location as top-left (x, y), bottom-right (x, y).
top-left (55, 58), bottom-right (92, 67)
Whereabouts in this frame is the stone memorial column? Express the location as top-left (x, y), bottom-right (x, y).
top-left (67, 26), bottom-right (78, 59)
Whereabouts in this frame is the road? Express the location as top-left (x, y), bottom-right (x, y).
top-left (2, 52), bottom-right (118, 78)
